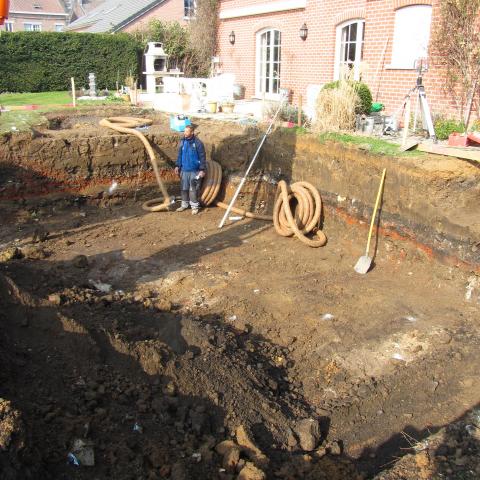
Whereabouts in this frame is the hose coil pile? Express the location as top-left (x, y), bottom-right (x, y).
top-left (101, 117), bottom-right (326, 247)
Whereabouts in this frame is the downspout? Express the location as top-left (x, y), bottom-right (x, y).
top-left (0, 0), bottom-right (10, 25)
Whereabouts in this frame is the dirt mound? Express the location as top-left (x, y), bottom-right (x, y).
top-left (0, 265), bottom-right (360, 479)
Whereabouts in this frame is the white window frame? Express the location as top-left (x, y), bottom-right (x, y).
top-left (55, 24), bottom-right (64, 32)
top-left (4, 21), bottom-right (13, 32)
top-left (24, 22), bottom-right (42, 31)
top-left (184, 0), bottom-right (197, 19)
top-left (334, 19), bottom-right (365, 81)
top-left (255, 28), bottom-right (282, 100)
top-left (388, 5), bottom-right (432, 70)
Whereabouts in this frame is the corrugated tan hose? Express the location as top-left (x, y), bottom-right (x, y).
top-left (100, 117), bottom-right (326, 247)
top-left (99, 116), bottom-right (173, 212)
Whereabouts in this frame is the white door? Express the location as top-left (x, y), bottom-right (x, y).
top-left (256, 29), bottom-right (282, 99)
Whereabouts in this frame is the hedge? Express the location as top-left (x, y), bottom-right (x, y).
top-left (0, 32), bottom-right (142, 93)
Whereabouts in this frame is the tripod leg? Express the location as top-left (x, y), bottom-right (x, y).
top-left (413, 91), bottom-right (419, 132)
top-left (419, 91), bottom-right (437, 143)
top-left (402, 96), bottom-right (411, 148)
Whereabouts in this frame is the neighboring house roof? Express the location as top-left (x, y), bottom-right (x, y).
top-left (10, 0), bottom-right (68, 15)
top-left (71, 0), bottom-right (105, 19)
top-left (66, 0), bottom-right (166, 32)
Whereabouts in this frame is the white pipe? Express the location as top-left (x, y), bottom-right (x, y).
top-left (218, 94), bottom-right (286, 229)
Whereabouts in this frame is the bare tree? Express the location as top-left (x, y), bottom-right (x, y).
top-left (188, 0), bottom-right (219, 77)
top-left (431, 0), bottom-right (480, 125)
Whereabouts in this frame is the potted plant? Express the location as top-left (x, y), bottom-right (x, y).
top-left (222, 101), bottom-right (235, 114)
top-left (207, 100), bottom-right (218, 113)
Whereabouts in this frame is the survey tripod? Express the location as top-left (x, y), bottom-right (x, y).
top-left (394, 60), bottom-right (437, 144)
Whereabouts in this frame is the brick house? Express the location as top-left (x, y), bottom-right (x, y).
top-left (2, 0), bottom-right (69, 32)
top-left (216, 0), bottom-right (461, 119)
top-left (66, 0), bottom-right (195, 33)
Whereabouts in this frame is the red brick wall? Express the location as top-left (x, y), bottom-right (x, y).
top-left (122, 0), bottom-right (187, 33)
top-left (217, 0), bottom-right (465, 119)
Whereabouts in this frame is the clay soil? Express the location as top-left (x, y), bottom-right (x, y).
top-left (1, 188), bottom-right (480, 479)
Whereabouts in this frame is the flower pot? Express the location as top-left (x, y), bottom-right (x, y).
top-left (448, 132), bottom-right (469, 147)
top-left (207, 101), bottom-right (217, 113)
top-left (222, 104), bottom-right (234, 114)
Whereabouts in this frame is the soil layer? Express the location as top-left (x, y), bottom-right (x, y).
top-left (1, 193), bottom-right (479, 479)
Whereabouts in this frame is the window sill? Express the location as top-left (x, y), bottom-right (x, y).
top-left (385, 64), bottom-right (416, 70)
top-left (253, 93), bottom-right (283, 101)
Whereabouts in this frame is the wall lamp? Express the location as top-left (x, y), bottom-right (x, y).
top-left (300, 23), bottom-right (308, 41)
top-left (229, 31), bottom-right (235, 45)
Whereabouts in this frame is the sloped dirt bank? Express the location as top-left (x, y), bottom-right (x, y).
top-left (0, 107), bottom-right (479, 270)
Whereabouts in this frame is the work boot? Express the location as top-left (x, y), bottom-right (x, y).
top-left (191, 209), bottom-right (199, 215)
top-left (176, 206), bottom-right (188, 212)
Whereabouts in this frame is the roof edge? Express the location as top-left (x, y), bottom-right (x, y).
top-left (112, 0), bottom-right (167, 32)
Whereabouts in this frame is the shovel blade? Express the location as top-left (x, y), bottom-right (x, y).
top-left (354, 255), bottom-right (372, 274)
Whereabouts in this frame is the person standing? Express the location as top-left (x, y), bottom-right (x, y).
top-left (174, 125), bottom-right (206, 215)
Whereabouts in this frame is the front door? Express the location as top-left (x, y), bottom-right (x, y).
top-left (256, 29), bottom-right (282, 98)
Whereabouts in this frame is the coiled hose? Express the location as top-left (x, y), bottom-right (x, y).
top-left (100, 117), bottom-right (326, 247)
top-left (99, 117), bottom-right (173, 212)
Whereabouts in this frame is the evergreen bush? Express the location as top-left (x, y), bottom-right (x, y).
top-left (0, 32), bottom-right (142, 93)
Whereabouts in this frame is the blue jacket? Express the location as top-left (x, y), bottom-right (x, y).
top-left (176, 135), bottom-right (207, 172)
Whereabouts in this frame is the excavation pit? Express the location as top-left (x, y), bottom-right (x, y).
top-left (1, 107), bottom-right (479, 479)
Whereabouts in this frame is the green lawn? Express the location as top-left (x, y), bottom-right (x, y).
top-left (0, 91), bottom-right (128, 133)
top-left (318, 132), bottom-right (422, 156)
top-left (0, 91), bottom-right (72, 106)
top-left (0, 111), bottom-right (46, 134)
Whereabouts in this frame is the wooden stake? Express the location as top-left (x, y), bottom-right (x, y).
top-left (297, 94), bottom-right (303, 127)
top-left (71, 77), bottom-right (76, 108)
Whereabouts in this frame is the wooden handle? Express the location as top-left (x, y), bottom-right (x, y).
top-left (365, 168), bottom-right (387, 256)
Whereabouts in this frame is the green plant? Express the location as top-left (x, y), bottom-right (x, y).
top-left (314, 81), bottom-right (358, 132)
top-left (132, 1), bottom-right (218, 77)
top-left (0, 32), bottom-right (142, 93)
top-left (433, 117), bottom-right (465, 140)
top-left (471, 118), bottom-right (480, 131)
top-left (322, 80), bottom-right (373, 115)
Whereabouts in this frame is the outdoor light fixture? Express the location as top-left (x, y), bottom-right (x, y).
top-left (229, 31), bottom-right (235, 45)
top-left (300, 23), bottom-right (308, 41)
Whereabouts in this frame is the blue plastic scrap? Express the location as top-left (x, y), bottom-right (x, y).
top-left (67, 453), bottom-right (80, 466)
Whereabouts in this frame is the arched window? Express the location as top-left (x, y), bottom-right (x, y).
top-left (390, 5), bottom-right (432, 69)
top-left (256, 28), bottom-right (282, 98)
top-left (335, 19), bottom-right (365, 80)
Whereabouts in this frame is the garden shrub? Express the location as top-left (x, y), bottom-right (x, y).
top-left (0, 32), bottom-right (142, 92)
top-left (322, 80), bottom-right (373, 115)
top-left (434, 117), bottom-right (465, 140)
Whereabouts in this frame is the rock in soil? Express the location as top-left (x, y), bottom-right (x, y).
top-left (237, 462), bottom-right (266, 480)
top-left (294, 418), bottom-right (320, 451)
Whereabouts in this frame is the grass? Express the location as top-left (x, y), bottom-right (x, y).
top-left (318, 132), bottom-right (422, 157)
top-left (0, 110), bottom-right (46, 134)
top-left (0, 91), bottom-right (72, 106)
top-left (0, 91), bottom-right (129, 133)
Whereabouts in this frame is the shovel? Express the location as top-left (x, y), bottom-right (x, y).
top-left (354, 168), bottom-right (387, 274)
